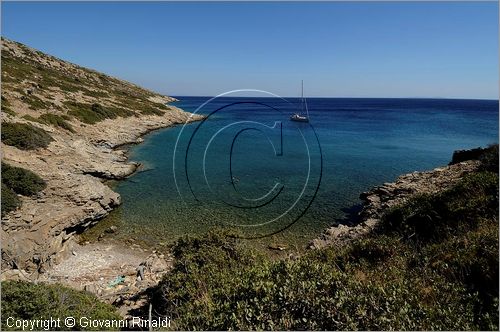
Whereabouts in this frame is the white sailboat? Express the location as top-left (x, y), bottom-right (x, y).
top-left (290, 80), bottom-right (309, 122)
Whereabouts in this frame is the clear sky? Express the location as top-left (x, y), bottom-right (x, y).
top-left (2, 1), bottom-right (498, 99)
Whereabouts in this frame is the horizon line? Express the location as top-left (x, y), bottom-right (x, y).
top-left (170, 95), bottom-right (500, 101)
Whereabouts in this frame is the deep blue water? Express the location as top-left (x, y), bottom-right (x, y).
top-left (103, 97), bottom-right (498, 248)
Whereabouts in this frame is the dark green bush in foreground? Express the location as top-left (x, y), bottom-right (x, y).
top-left (1, 281), bottom-right (121, 331)
top-left (381, 171), bottom-right (498, 243)
top-left (152, 165), bottom-right (498, 330)
top-left (1, 122), bottom-right (53, 150)
top-left (1, 183), bottom-right (20, 216)
top-left (1, 163), bottom-right (46, 216)
top-left (2, 162), bottom-right (46, 196)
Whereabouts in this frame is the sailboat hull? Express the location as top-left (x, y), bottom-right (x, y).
top-left (290, 114), bottom-right (309, 122)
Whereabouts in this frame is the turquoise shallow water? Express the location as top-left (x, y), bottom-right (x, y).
top-left (100, 97), bottom-right (498, 249)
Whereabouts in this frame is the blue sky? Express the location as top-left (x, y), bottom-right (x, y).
top-left (2, 1), bottom-right (498, 99)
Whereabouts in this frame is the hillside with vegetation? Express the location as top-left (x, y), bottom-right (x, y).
top-left (1, 38), bottom-right (176, 125)
top-left (1, 38), bottom-right (201, 276)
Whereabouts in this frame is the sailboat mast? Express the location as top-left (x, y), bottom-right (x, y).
top-left (303, 80), bottom-right (310, 118)
top-left (301, 80), bottom-right (304, 113)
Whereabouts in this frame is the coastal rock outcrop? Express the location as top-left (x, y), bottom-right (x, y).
top-left (1, 38), bottom-right (203, 276)
top-left (309, 160), bottom-right (481, 249)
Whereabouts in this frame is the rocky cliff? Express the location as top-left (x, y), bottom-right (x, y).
top-left (1, 38), bottom-right (202, 275)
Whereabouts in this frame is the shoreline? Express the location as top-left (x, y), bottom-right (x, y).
top-left (103, 115), bottom-right (195, 183)
top-left (33, 114), bottom-right (205, 316)
top-left (3, 133), bottom-right (486, 318)
top-left (29, 156), bottom-right (484, 317)
top-left (1, 105), bottom-right (204, 279)
top-left (309, 159), bottom-right (481, 249)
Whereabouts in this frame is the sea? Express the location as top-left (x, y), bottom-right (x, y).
top-left (94, 96), bottom-right (498, 250)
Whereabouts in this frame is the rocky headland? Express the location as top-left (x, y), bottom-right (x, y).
top-left (310, 159), bottom-right (482, 249)
top-left (0, 38), bottom-right (202, 280)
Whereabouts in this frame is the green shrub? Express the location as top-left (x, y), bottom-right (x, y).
top-left (66, 102), bottom-right (118, 124)
top-left (21, 114), bottom-right (39, 122)
top-left (106, 106), bottom-right (135, 118)
top-left (114, 95), bottom-right (167, 116)
top-left (381, 171), bottom-right (498, 243)
top-left (1, 183), bottom-right (20, 216)
top-left (1, 122), bottom-right (53, 150)
top-left (22, 113), bottom-right (74, 132)
top-left (343, 235), bottom-right (398, 265)
top-left (151, 230), bottom-right (487, 330)
top-left (377, 170), bottom-right (499, 330)
top-left (420, 224), bottom-right (499, 330)
top-left (0, 161), bottom-right (42, 216)
top-left (1, 162), bottom-right (46, 196)
top-left (1, 95), bottom-right (16, 116)
top-left (83, 89), bottom-right (109, 98)
top-left (479, 144), bottom-right (499, 173)
top-left (38, 113), bottom-right (74, 132)
top-left (1, 281), bottom-right (121, 331)
top-left (23, 94), bottom-right (50, 110)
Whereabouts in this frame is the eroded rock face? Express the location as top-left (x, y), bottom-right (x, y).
top-left (1, 110), bottom-right (203, 275)
top-left (1, 37), bottom-right (204, 276)
top-left (309, 160), bottom-right (481, 249)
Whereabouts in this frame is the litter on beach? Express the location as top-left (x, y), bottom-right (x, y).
top-left (108, 275), bottom-right (125, 288)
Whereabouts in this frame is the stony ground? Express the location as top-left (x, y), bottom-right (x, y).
top-left (37, 238), bottom-right (172, 317)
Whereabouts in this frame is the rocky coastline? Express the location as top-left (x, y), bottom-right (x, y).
top-left (1, 112), bottom-right (203, 318)
top-left (309, 159), bottom-right (481, 249)
top-left (1, 110), bottom-right (203, 277)
top-left (2, 38), bottom-right (494, 322)
top-left (0, 38), bottom-right (207, 280)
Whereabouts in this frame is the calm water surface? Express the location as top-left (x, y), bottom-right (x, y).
top-left (96, 97), bottom-right (498, 250)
